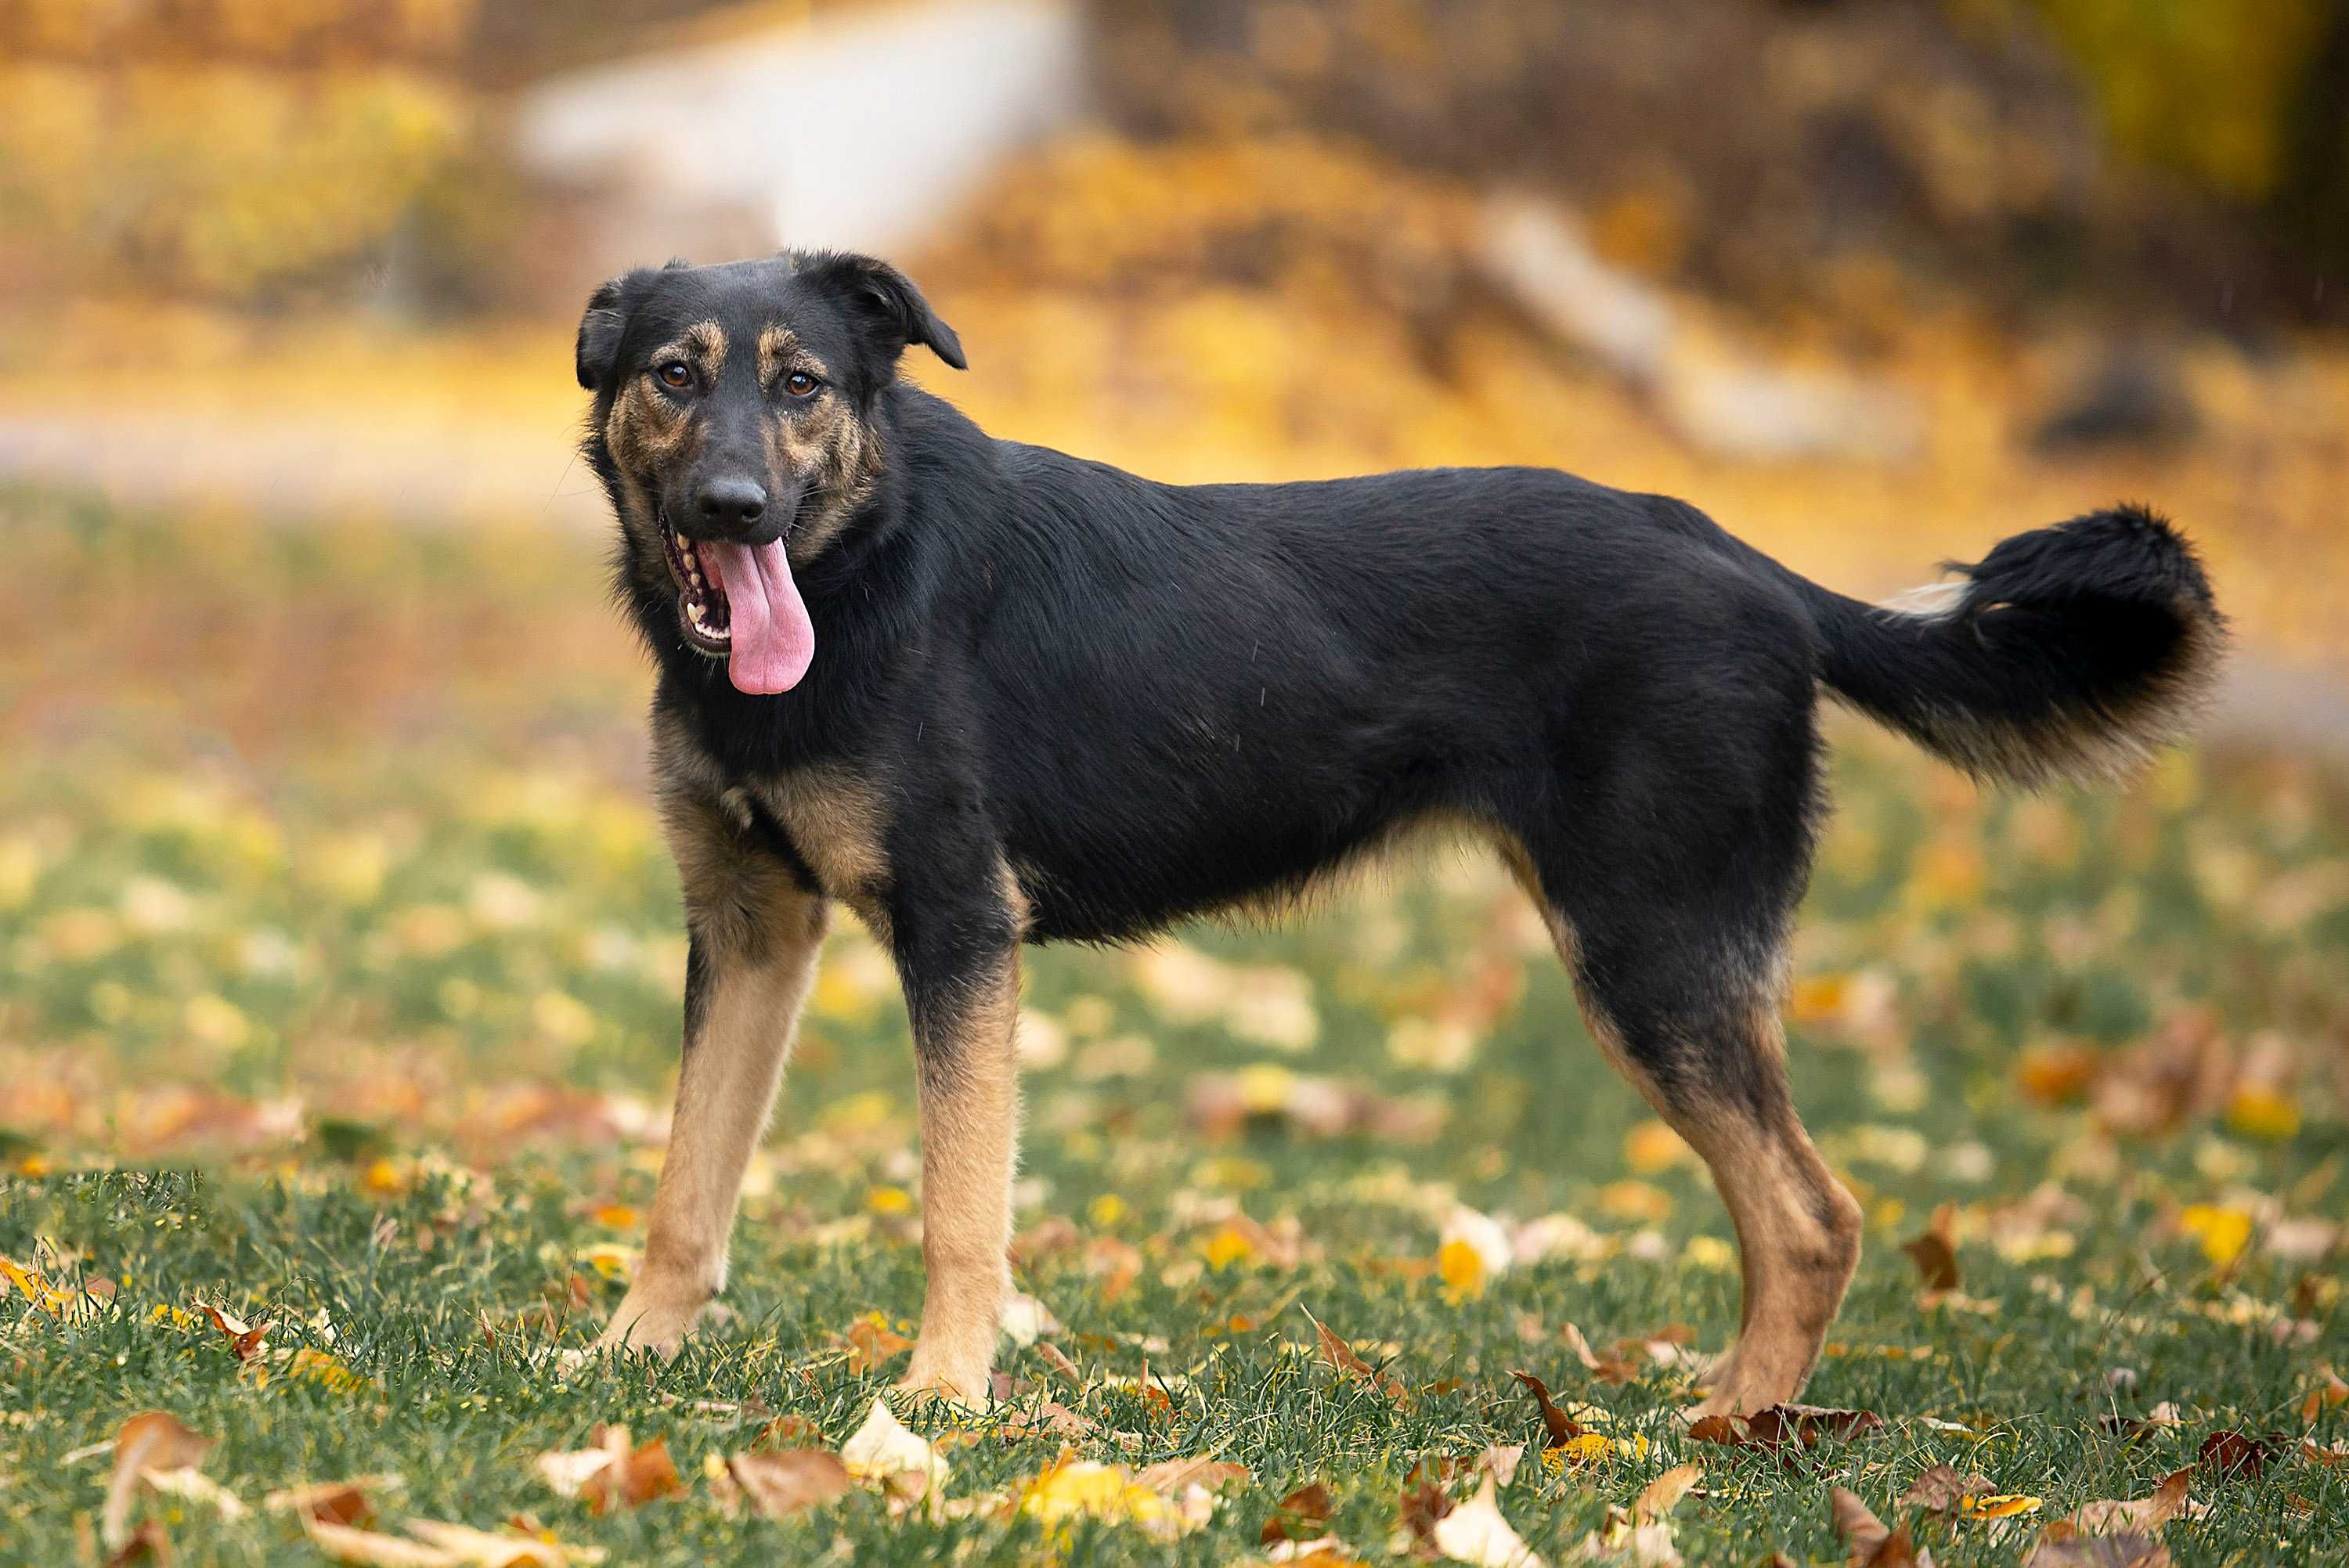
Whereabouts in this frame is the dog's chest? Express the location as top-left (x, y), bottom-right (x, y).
top-left (727, 765), bottom-right (891, 912)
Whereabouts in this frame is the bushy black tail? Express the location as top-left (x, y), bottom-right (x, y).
top-left (1787, 506), bottom-right (2227, 787)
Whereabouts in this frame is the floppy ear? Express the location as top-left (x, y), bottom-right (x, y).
top-left (576, 268), bottom-right (664, 391)
top-left (801, 251), bottom-right (967, 372)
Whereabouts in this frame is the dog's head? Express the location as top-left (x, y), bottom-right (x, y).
top-left (576, 251), bottom-right (965, 694)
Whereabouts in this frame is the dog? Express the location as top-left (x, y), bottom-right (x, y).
top-left (576, 251), bottom-right (2224, 1414)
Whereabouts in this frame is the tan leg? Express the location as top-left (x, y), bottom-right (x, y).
top-left (599, 795), bottom-right (827, 1358)
top-left (1511, 863), bottom-right (1858, 1417)
top-left (898, 957), bottom-right (1020, 1404)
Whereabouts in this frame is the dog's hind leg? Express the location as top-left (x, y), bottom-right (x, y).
top-left (600, 792), bottom-right (826, 1358)
top-left (1513, 847), bottom-right (1860, 1415)
top-left (1499, 661), bottom-right (1859, 1415)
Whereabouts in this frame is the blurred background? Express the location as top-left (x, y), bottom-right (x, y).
top-left (1, 0), bottom-right (2345, 1248)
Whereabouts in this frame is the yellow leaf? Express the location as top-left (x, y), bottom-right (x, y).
top-left (2225, 1086), bottom-right (2301, 1141)
top-left (2178, 1204), bottom-right (2253, 1267)
top-left (1437, 1238), bottom-right (1488, 1301)
top-left (1960, 1492), bottom-right (2042, 1519)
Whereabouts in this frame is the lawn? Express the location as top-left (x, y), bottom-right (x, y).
top-left (2, 492), bottom-right (2346, 1566)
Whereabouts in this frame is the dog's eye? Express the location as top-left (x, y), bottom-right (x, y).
top-left (655, 362), bottom-right (691, 390)
top-left (784, 371), bottom-right (819, 398)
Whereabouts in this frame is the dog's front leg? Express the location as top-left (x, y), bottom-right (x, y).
top-left (599, 876), bottom-right (826, 1359)
top-left (893, 914), bottom-right (1021, 1405)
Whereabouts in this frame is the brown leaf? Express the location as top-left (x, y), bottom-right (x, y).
top-left (1687, 1413), bottom-right (1747, 1447)
top-left (535, 1426), bottom-right (683, 1514)
top-left (103, 1412), bottom-right (217, 1552)
top-left (747, 1413), bottom-right (826, 1451)
top-left (2196, 1429), bottom-right (2277, 1481)
top-left (1509, 1368), bottom-right (1585, 1447)
top-left (2066, 1469), bottom-right (2190, 1534)
top-left (1900, 1204), bottom-right (1960, 1295)
top-left (1829, 1488), bottom-right (1934, 1567)
top-left (1398, 1463), bottom-right (1453, 1547)
top-left (992, 1401), bottom-right (1094, 1442)
top-left (1900, 1463), bottom-right (1992, 1514)
top-left (2020, 1531), bottom-right (2170, 1568)
top-left (1312, 1314), bottom-right (1405, 1403)
top-left (840, 1314), bottom-right (915, 1375)
top-left (302, 1517), bottom-right (460, 1566)
top-left (722, 1449), bottom-right (851, 1519)
top-left (1135, 1455), bottom-right (1249, 1494)
top-left (1633, 1462), bottom-right (1702, 1524)
top-left (1264, 1480), bottom-right (1335, 1543)
top-left (103, 1521), bottom-right (170, 1566)
top-left (193, 1299), bottom-right (272, 1362)
top-left (1032, 1340), bottom-right (1084, 1386)
top-left (265, 1476), bottom-right (400, 1527)
top-left (1747, 1404), bottom-right (1885, 1448)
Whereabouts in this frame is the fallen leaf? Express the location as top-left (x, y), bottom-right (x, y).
top-left (1961, 1493), bottom-right (2043, 1520)
top-left (1900, 1205), bottom-right (1960, 1295)
top-left (1633, 1464), bottom-right (1701, 1524)
top-left (1510, 1368), bottom-right (1586, 1447)
top-left (2066, 1469), bottom-right (2191, 1534)
top-left (1135, 1454), bottom-right (1249, 1494)
top-left (1000, 1292), bottom-right (1061, 1347)
top-left (839, 1312), bottom-right (915, 1375)
top-left (533, 1426), bottom-right (681, 1513)
top-left (2020, 1531), bottom-right (2170, 1568)
top-left (193, 1299), bottom-right (272, 1362)
top-left (1829, 1488), bottom-right (1930, 1567)
top-left (1746, 1404), bottom-right (1885, 1449)
top-left (301, 1517), bottom-right (457, 1567)
top-left (1432, 1476), bottom-right (1544, 1566)
top-left (2196, 1429), bottom-right (2277, 1481)
top-left (1311, 1311), bottom-right (1407, 1402)
top-left (839, 1396), bottom-right (951, 1501)
top-left (103, 1520), bottom-right (169, 1566)
top-left (265, 1475), bottom-right (402, 1527)
top-left (102, 1412), bottom-right (216, 1552)
top-left (1900, 1464), bottom-right (1992, 1514)
top-left (1264, 1480), bottom-right (1335, 1542)
top-left (1479, 1444), bottom-right (1527, 1487)
top-left (1019, 1452), bottom-right (1211, 1539)
top-left (716, 1449), bottom-right (850, 1519)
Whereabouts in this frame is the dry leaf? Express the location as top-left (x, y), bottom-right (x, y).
top-left (1479, 1444), bottom-right (1527, 1487)
top-left (102, 1412), bottom-right (217, 1552)
top-left (1633, 1464), bottom-right (1701, 1524)
top-left (2020, 1532), bottom-right (2170, 1568)
top-left (1310, 1312), bottom-right (1407, 1403)
top-left (1829, 1488), bottom-right (1931, 1567)
top-left (839, 1312), bottom-right (915, 1374)
top-left (1899, 1464), bottom-right (1991, 1514)
top-left (300, 1517), bottom-right (457, 1566)
top-left (1431, 1476), bottom-right (1545, 1566)
top-left (1135, 1454), bottom-right (1249, 1494)
top-left (1900, 1205), bottom-right (1961, 1295)
top-left (265, 1475), bottom-right (402, 1527)
top-left (2066, 1469), bottom-right (2191, 1534)
top-left (193, 1299), bottom-right (272, 1361)
top-left (717, 1449), bottom-right (850, 1519)
top-left (1510, 1368), bottom-right (1586, 1447)
top-left (1265, 1480), bottom-right (1336, 1542)
top-left (2196, 1429), bottom-right (2277, 1480)
top-left (532, 1426), bottom-right (681, 1513)
top-left (839, 1396), bottom-right (951, 1501)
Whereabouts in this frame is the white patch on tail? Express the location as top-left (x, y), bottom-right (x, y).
top-left (1876, 579), bottom-right (1968, 620)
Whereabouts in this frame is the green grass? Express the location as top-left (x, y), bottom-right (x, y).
top-left (2, 500), bottom-right (2347, 1564)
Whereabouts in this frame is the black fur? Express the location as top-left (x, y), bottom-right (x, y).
top-left (580, 253), bottom-right (2226, 1109)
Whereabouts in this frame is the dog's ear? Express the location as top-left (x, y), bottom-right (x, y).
top-left (800, 252), bottom-right (967, 373)
top-left (576, 268), bottom-right (667, 391)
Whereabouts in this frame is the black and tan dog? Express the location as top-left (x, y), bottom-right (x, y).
top-left (578, 251), bottom-right (2223, 1413)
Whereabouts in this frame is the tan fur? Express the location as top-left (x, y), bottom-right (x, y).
top-left (598, 759), bottom-right (827, 1358)
top-left (1503, 847), bottom-right (1860, 1418)
top-left (899, 955), bottom-right (1023, 1404)
top-left (747, 763), bottom-right (893, 936)
top-left (755, 323), bottom-right (802, 387)
top-left (682, 319), bottom-right (727, 380)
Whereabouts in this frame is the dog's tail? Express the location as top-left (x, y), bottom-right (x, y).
top-left (1780, 506), bottom-right (2226, 787)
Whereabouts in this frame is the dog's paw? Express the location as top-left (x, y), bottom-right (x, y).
top-left (594, 1280), bottom-right (706, 1361)
top-left (897, 1349), bottom-right (992, 1410)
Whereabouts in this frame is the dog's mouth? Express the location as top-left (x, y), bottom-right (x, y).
top-left (656, 506), bottom-right (817, 695)
top-left (659, 510), bottom-right (734, 656)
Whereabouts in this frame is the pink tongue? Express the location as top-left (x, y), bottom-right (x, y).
top-left (702, 538), bottom-right (814, 694)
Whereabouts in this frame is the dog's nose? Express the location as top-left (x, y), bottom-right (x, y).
top-left (695, 477), bottom-right (767, 531)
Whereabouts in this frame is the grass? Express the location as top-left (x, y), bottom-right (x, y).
top-left (2, 494), bottom-right (2347, 1564)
